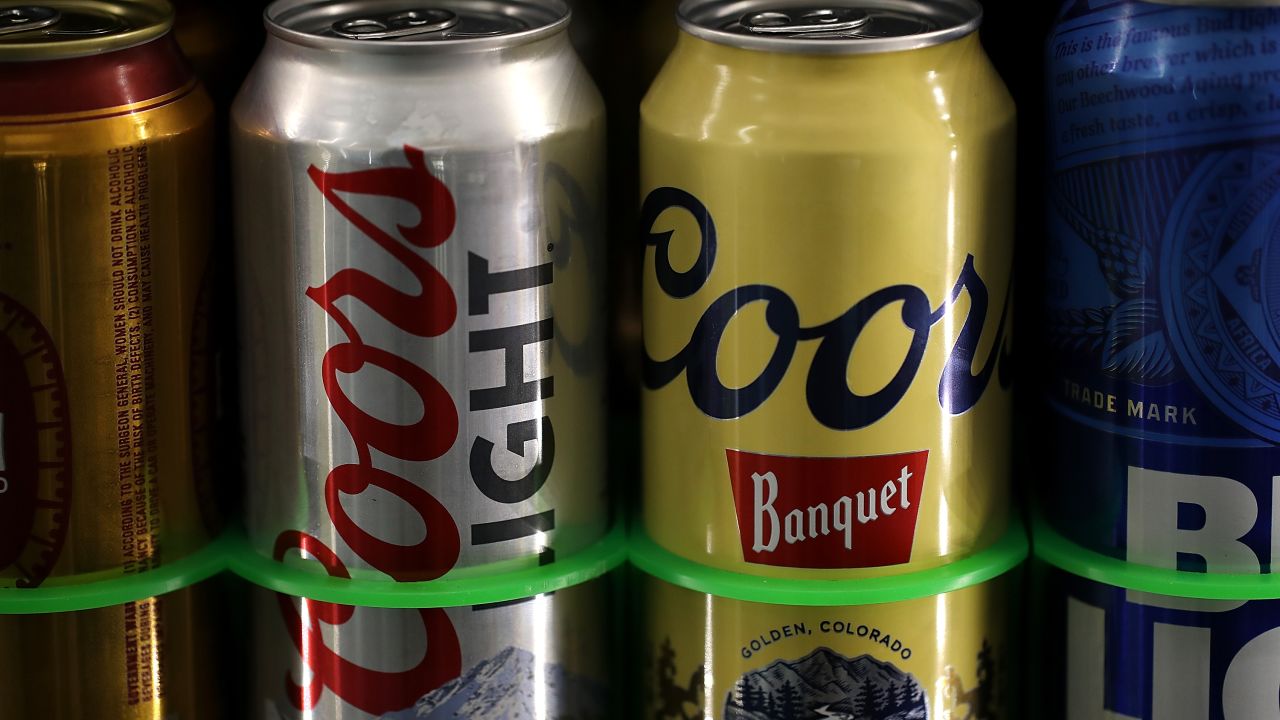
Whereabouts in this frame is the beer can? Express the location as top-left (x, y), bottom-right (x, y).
top-left (0, 1), bottom-right (216, 587)
top-left (1044, 1), bottom-right (1280, 573)
top-left (242, 531), bottom-right (625, 719)
top-left (1035, 519), bottom-right (1280, 720)
top-left (233, 0), bottom-right (608, 583)
top-left (0, 583), bottom-right (219, 719)
top-left (634, 522), bottom-right (1026, 720)
top-left (641, 0), bottom-right (1016, 578)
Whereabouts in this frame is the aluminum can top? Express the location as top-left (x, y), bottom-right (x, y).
top-left (0, 1), bottom-right (173, 60)
top-left (264, 0), bottom-right (569, 53)
top-left (677, 0), bottom-right (981, 54)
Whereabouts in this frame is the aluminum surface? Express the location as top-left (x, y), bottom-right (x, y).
top-left (642, 565), bottom-right (1018, 720)
top-left (253, 576), bottom-right (613, 719)
top-left (265, 0), bottom-right (568, 52)
top-left (233, 3), bottom-right (607, 581)
top-left (677, 0), bottom-right (982, 54)
top-left (0, 33), bottom-right (215, 587)
top-left (0, 585), bottom-right (219, 719)
top-left (641, 9), bottom-right (1015, 578)
top-left (0, 0), bottom-right (171, 59)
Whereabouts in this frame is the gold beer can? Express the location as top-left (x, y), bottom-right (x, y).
top-left (640, 0), bottom-right (1016, 579)
top-left (635, 523), bottom-right (1026, 720)
top-left (0, 582), bottom-right (220, 719)
top-left (0, 1), bottom-right (215, 587)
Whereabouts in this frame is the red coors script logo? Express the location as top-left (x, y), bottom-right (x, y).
top-left (275, 145), bottom-right (464, 715)
top-left (728, 449), bottom-right (927, 569)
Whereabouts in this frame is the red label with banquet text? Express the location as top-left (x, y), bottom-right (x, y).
top-left (727, 449), bottom-right (927, 569)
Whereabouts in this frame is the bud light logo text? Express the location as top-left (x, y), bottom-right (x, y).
top-left (1055, 569), bottom-right (1280, 720)
top-left (728, 449), bottom-right (927, 569)
top-left (640, 187), bottom-right (1011, 429)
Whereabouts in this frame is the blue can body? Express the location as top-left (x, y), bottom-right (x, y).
top-left (1040, 561), bottom-right (1280, 719)
top-left (1046, 1), bottom-right (1280, 573)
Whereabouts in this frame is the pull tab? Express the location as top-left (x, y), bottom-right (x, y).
top-left (0, 6), bottom-right (60, 36)
top-left (332, 9), bottom-right (459, 40)
top-left (741, 7), bottom-right (869, 35)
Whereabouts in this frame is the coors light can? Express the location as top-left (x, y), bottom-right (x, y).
top-left (233, 0), bottom-right (607, 582)
top-left (252, 572), bottom-right (616, 719)
top-left (641, 0), bottom-right (1016, 579)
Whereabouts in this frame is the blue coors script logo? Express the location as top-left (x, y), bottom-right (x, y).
top-left (641, 187), bottom-right (1014, 430)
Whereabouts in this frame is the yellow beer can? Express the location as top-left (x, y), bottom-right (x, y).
top-left (0, 1), bottom-right (216, 587)
top-left (640, 0), bottom-right (1016, 578)
top-left (0, 582), bottom-right (221, 719)
top-left (634, 521), bottom-right (1027, 720)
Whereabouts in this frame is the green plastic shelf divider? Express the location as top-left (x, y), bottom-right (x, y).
top-left (630, 520), bottom-right (1028, 607)
top-left (0, 533), bottom-right (230, 614)
top-left (1034, 515), bottom-right (1280, 600)
top-left (227, 523), bottom-right (628, 608)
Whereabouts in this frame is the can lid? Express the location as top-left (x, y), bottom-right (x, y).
top-left (264, 0), bottom-right (569, 53)
top-left (0, 1), bottom-right (172, 61)
top-left (678, 0), bottom-right (982, 55)
top-left (0, 535), bottom-right (228, 614)
top-left (228, 523), bottom-right (628, 607)
top-left (1034, 515), bottom-right (1280, 601)
top-left (632, 521), bottom-right (1027, 607)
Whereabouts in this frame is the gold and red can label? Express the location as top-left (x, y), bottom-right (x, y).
top-left (640, 0), bottom-right (1016, 578)
top-left (0, 2), bottom-right (216, 587)
top-left (0, 584), bottom-right (219, 719)
top-left (636, 526), bottom-right (1026, 720)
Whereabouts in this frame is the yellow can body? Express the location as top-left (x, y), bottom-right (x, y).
top-left (642, 567), bottom-right (1017, 719)
top-left (640, 28), bottom-right (1016, 578)
top-left (0, 585), bottom-right (219, 719)
top-left (0, 30), bottom-right (215, 586)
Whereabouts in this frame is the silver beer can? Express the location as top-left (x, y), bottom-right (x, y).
top-left (253, 574), bottom-right (616, 719)
top-left (233, 0), bottom-right (608, 581)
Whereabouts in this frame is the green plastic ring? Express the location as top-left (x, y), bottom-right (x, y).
top-left (629, 520), bottom-right (1028, 606)
top-left (228, 524), bottom-right (628, 608)
top-left (1034, 515), bottom-right (1280, 600)
top-left (0, 534), bottom-right (230, 614)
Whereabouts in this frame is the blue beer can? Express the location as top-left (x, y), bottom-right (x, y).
top-left (1045, 0), bottom-right (1280, 573)
top-left (1036, 521), bottom-right (1280, 719)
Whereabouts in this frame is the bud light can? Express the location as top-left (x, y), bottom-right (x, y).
top-left (233, 0), bottom-right (608, 582)
top-left (1036, 520), bottom-right (1280, 720)
top-left (250, 558), bottom-right (619, 719)
top-left (634, 523), bottom-right (1026, 720)
top-left (641, 0), bottom-right (1016, 578)
top-left (1045, 1), bottom-right (1280, 574)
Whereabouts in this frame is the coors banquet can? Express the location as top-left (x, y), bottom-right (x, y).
top-left (641, 0), bottom-right (1016, 578)
top-left (233, 0), bottom-right (607, 582)
top-left (635, 524), bottom-right (1026, 720)
top-left (0, 1), bottom-right (215, 588)
top-left (1045, 0), bottom-right (1280, 574)
top-left (0, 584), bottom-right (219, 719)
top-left (1035, 522), bottom-right (1280, 720)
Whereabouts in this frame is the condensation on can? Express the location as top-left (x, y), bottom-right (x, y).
top-left (640, 0), bottom-right (1016, 579)
top-left (251, 573), bottom-right (615, 719)
top-left (0, 4), bottom-right (216, 588)
top-left (1044, 0), bottom-right (1280, 574)
top-left (0, 584), bottom-right (220, 719)
top-left (640, 563), bottom-right (1018, 720)
top-left (232, 0), bottom-right (608, 582)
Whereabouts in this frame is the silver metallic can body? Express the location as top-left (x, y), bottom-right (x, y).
top-left (232, 0), bottom-right (608, 581)
top-left (252, 576), bottom-right (614, 719)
